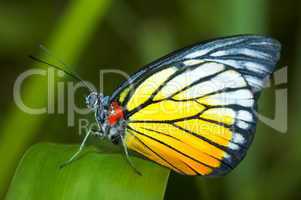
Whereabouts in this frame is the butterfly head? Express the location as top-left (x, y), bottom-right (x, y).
top-left (85, 92), bottom-right (110, 123)
top-left (85, 92), bottom-right (101, 110)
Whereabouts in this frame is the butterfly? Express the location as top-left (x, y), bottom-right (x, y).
top-left (35, 35), bottom-right (281, 176)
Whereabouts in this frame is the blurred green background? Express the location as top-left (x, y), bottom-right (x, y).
top-left (0, 0), bottom-right (298, 199)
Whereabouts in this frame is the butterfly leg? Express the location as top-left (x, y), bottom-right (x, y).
top-left (120, 134), bottom-right (142, 176)
top-left (59, 128), bottom-right (101, 168)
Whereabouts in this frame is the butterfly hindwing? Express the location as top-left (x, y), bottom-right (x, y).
top-left (111, 35), bottom-right (281, 176)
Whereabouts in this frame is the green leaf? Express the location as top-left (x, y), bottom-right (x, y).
top-left (6, 143), bottom-right (170, 200)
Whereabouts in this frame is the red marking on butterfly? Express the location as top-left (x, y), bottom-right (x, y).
top-left (107, 101), bottom-right (124, 126)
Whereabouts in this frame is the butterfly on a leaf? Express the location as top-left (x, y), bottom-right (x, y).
top-left (32, 35), bottom-right (281, 176)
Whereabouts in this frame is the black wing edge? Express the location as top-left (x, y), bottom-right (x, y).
top-left (111, 34), bottom-right (281, 100)
top-left (182, 35), bottom-right (281, 93)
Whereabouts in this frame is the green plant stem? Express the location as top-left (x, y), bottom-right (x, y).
top-left (0, 0), bottom-right (111, 197)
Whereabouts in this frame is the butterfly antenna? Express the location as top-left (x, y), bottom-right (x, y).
top-left (39, 44), bottom-right (68, 67)
top-left (29, 46), bottom-right (93, 92)
top-left (120, 134), bottom-right (142, 176)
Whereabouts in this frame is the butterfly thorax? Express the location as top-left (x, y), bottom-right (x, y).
top-left (85, 92), bottom-right (126, 145)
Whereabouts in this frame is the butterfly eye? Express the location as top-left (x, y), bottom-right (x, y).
top-left (86, 92), bottom-right (99, 109)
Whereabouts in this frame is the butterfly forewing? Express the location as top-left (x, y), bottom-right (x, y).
top-left (110, 35), bottom-right (280, 176)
